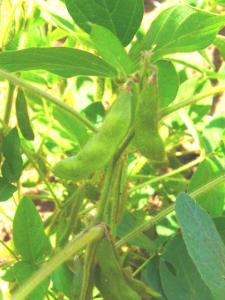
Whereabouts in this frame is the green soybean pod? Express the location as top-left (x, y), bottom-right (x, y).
top-left (134, 79), bottom-right (167, 165)
top-left (95, 238), bottom-right (141, 300)
top-left (53, 89), bottom-right (132, 180)
top-left (16, 89), bottom-right (34, 141)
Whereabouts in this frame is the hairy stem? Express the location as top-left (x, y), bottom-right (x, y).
top-left (130, 156), bottom-right (204, 193)
top-left (11, 225), bottom-right (105, 300)
top-left (116, 173), bottom-right (225, 247)
top-left (0, 69), bottom-right (97, 132)
top-left (160, 85), bottom-right (225, 118)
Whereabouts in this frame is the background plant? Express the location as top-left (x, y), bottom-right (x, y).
top-left (0, 0), bottom-right (225, 299)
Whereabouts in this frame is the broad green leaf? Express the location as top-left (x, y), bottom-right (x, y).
top-left (160, 235), bottom-right (213, 300)
top-left (1, 127), bottom-right (23, 182)
top-left (91, 24), bottom-right (134, 76)
top-left (13, 197), bottom-right (51, 263)
top-left (52, 264), bottom-right (74, 299)
top-left (202, 116), bottom-right (225, 153)
top-left (53, 107), bottom-right (89, 146)
top-left (141, 257), bottom-right (167, 300)
top-left (0, 47), bottom-right (117, 77)
top-left (13, 261), bottom-right (49, 300)
top-left (156, 60), bottom-right (179, 107)
top-left (53, 261), bottom-right (83, 299)
top-left (176, 193), bottom-right (225, 300)
top-left (188, 157), bottom-right (225, 216)
top-left (142, 5), bottom-right (225, 61)
top-left (65, 0), bottom-right (144, 46)
top-left (0, 177), bottom-right (17, 202)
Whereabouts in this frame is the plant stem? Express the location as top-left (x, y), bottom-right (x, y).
top-left (116, 173), bottom-right (225, 248)
top-left (130, 156), bottom-right (203, 193)
top-left (95, 163), bottom-right (115, 223)
top-left (133, 254), bottom-right (156, 277)
top-left (0, 69), bottom-right (97, 132)
top-left (3, 82), bottom-right (15, 125)
top-left (22, 145), bottom-right (61, 208)
top-left (79, 241), bottom-right (98, 300)
top-left (11, 225), bottom-right (105, 300)
top-left (160, 85), bottom-right (225, 118)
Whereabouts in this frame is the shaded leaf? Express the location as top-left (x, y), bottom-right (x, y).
top-left (141, 256), bottom-right (167, 300)
top-left (160, 235), bottom-right (213, 300)
top-left (176, 193), bottom-right (225, 300)
top-left (0, 177), bottom-right (17, 202)
top-left (16, 89), bottom-right (35, 141)
top-left (1, 127), bottom-right (23, 182)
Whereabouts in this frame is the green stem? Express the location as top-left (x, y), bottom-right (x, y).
top-left (3, 82), bottom-right (15, 125)
top-left (79, 241), bottom-right (98, 300)
top-left (133, 254), bottom-right (156, 277)
top-left (22, 145), bottom-right (61, 208)
top-left (0, 69), bottom-right (97, 132)
top-left (95, 163), bottom-right (115, 223)
top-left (11, 225), bottom-right (105, 300)
top-left (130, 156), bottom-right (203, 193)
top-left (160, 85), bottom-right (225, 118)
top-left (116, 173), bottom-right (225, 248)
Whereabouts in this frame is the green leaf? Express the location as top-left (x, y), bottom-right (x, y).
top-left (13, 197), bottom-right (51, 263)
top-left (1, 127), bottom-right (23, 182)
top-left (13, 261), bottom-right (49, 300)
top-left (52, 264), bottom-right (74, 299)
top-left (141, 257), bottom-right (166, 300)
top-left (0, 47), bottom-right (117, 77)
top-left (16, 89), bottom-right (35, 141)
top-left (0, 177), bottom-right (17, 202)
top-left (202, 116), bottom-right (225, 153)
top-left (160, 235), bottom-right (213, 300)
top-left (53, 107), bottom-right (89, 147)
top-left (65, 0), bottom-right (144, 46)
top-left (155, 60), bottom-right (179, 107)
top-left (176, 193), bottom-right (225, 300)
top-left (91, 24), bottom-right (134, 76)
top-left (142, 5), bottom-right (225, 61)
top-left (52, 260), bottom-right (83, 299)
top-left (188, 157), bottom-right (225, 216)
